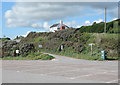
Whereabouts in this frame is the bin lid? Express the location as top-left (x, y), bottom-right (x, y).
top-left (101, 50), bottom-right (105, 53)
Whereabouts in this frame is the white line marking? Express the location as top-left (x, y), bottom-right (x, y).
top-left (40, 74), bottom-right (46, 76)
top-left (69, 70), bottom-right (117, 80)
top-left (52, 59), bottom-right (58, 61)
top-left (103, 72), bottom-right (108, 73)
top-left (69, 77), bottom-right (75, 79)
top-left (106, 79), bottom-right (118, 83)
top-left (45, 69), bottom-right (80, 75)
top-left (16, 71), bottom-right (20, 72)
top-left (69, 74), bottom-right (93, 79)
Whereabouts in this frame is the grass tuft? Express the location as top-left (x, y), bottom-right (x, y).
top-left (2, 52), bottom-right (55, 60)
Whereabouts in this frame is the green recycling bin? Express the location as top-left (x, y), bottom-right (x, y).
top-left (101, 50), bottom-right (106, 60)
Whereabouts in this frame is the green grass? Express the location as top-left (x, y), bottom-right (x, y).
top-left (41, 49), bottom-right (104, 61)
top-left (41, 48), bottom-right (118, 61)
top-left (2, 56), bottom-right (35, 60)
top-left (95, 33), bottom-right (118, 39)
top-left (106, 56), bottom-right (119, 60)
top-left (40, 33), bottom-right (118, 61)
top-left (61, 53), bottom-right (104, 61)
top-left (2, 52), bottom-right (55, 60)
top-left (38, 54), bottom-right (55, 60)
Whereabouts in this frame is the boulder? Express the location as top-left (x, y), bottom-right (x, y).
top-left (19, 43), bottom-right (35, 57)
top-left (2, 40), bottom-right (36, 57)
top-left (2, 40), bottom-right (18, 57)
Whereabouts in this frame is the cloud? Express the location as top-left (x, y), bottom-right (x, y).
top-left (43, 22), bottom-right (49, 30)
top-left (22, 31), bottom-right (31, 37)
top-left (31, 23), bottom-right (42, 28)
top-left (64, 20), bottom-right (77, 27)
top-left (83, 20), bottom-right (91, 26)
top-left (112, 18), bottom-right (118, 21)
top-left (85, 20), bottom-right (90, 24)
top-left (76, 25), bottom-right (82, 28)
top-left (3, 0), bottom-right (119, 2)
top-left (4, 2), bottom-right (84, 29)
top-left (4, 2), bottom-right (118, 29)
top-left (93, 19), bottom-right (103, 23)
top-left (82, 19), bottom-right (103, 27)
top-left (31, 22), bottom-right (50, 31)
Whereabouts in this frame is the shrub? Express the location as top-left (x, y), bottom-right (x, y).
top-left (40, 54), bottom-right (55, 60)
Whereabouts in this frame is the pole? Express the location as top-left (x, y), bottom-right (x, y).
top-left (105, 8), bottom-right (106, 33)
top-left (91, 45), bottom-right (92, 56)
top-left (89, 43), bottom-right (95, 56)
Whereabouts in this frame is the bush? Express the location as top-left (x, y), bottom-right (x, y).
top-left (40, 54), bottom-right (55, 60)
top-left (34, 52), bottom-right (42, 56)
top-left (2, 53), bottom-right (55, 60)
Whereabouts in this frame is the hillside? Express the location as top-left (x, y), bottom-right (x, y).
top-left (1, 19), bottom-right (119, 60)
top-left (19, 20), bottom-right (119, 60)
top-left (76, 19), bottom-right (120, 33)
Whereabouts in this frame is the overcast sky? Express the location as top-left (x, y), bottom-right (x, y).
top-left (1, 1), bottom-right (119, 39)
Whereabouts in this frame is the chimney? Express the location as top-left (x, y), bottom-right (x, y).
top-left (60, 20), bottom-right (63, 25)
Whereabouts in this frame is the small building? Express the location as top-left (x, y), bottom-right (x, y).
top-left (50, 20), bottom-right (69, 32)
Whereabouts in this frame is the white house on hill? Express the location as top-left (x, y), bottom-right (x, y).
top-left (50, 20), bottom-right (69, 32)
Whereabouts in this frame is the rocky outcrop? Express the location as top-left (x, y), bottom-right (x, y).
top-left (19, 43), bottom-right (35, 57)
top-left (2, 40), bottom-right (18, 57)
top-left (1, 40), bottom-right (35, 57)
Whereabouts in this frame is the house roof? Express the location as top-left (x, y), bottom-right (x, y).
top-left (50, 23), bottom-right (69, 28)
top-left (50, 23), bottom-right (59, 28)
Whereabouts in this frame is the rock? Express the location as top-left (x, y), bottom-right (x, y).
top-left (2, 40), bottom-right (18, 57)
top-left (19, 43), bottom-right (35, 57)
top-left (73, 43), bottom-right (84, 53)
top-left (1, 40), bottom-right (36, 57)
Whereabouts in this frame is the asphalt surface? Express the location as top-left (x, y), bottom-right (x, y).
top-left (2, 53), bottom-right (118, 83)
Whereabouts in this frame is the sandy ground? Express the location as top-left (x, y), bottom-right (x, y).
top-left (2, 53), bottom-right (118, 83)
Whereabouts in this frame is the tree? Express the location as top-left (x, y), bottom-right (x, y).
top-left (92, 22), bottom-right (96, 25)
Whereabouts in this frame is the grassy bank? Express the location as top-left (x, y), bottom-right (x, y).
top-left (41, 49), bottom-right (118, 61)
top-left (41, 49), bottom-right (105, 61)
top-left (19, 32), bottom-right (119, 61)
top-left (2, 24), bottom-right (119, 61)
top-left (36, 32), bottom-right (118, 61)
top-left (2, 52), bottom-right (55, 60)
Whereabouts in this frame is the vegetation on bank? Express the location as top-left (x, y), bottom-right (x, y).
top-left (18, 19), bottom-right (119, 61)
top-left (1, 19), bottom-right (119, 61)
top-left (0, 38), bottom-right (10, 41)
top-left (41, 49), bottom-right (118, 61)
top-left (2, 52), bottom-right (55, 60)
top-left (76, 19), bottom-right (120, 33)
top-left (41, 49), bottom-right (104, 61)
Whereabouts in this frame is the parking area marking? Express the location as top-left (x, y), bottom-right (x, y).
top-left (67, 70), bottom-right (117, 80)
top-left (106, 79), bottom-right (118, 83)
top-left (69, 74), bottom-right (93, 79)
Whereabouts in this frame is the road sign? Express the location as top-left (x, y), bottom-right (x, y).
top-left (61, 45), bottom-right (63, 50)
top-left (88, 43), bottom-right (95, 56)
top-left (89, 43), bottom-right (95, 46)
top-left (16, 50), bottom-right (19, 54)
top-left (39, 45), bottom-right (42, 48)
top-left (101, 50), bottom-right (106, 60)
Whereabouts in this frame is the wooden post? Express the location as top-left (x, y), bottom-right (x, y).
top-left (105, 8), bottom-right (106, 33)
top-left (89, 43), bottom-right (95, 56)
top-left (91, 45), bottom-right (93, 56)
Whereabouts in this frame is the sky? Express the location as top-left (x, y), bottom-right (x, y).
top-left (1, 1), bottom-right (119, 39)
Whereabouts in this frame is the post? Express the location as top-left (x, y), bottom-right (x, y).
top-left (105, 8), bottom-right (106, 33)
top-left (91, 45), bottom-right (92, 56)
top-left (61, 45), bottom-right (63, 50)
top-left (89, 43), bottom-right (95, 56)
